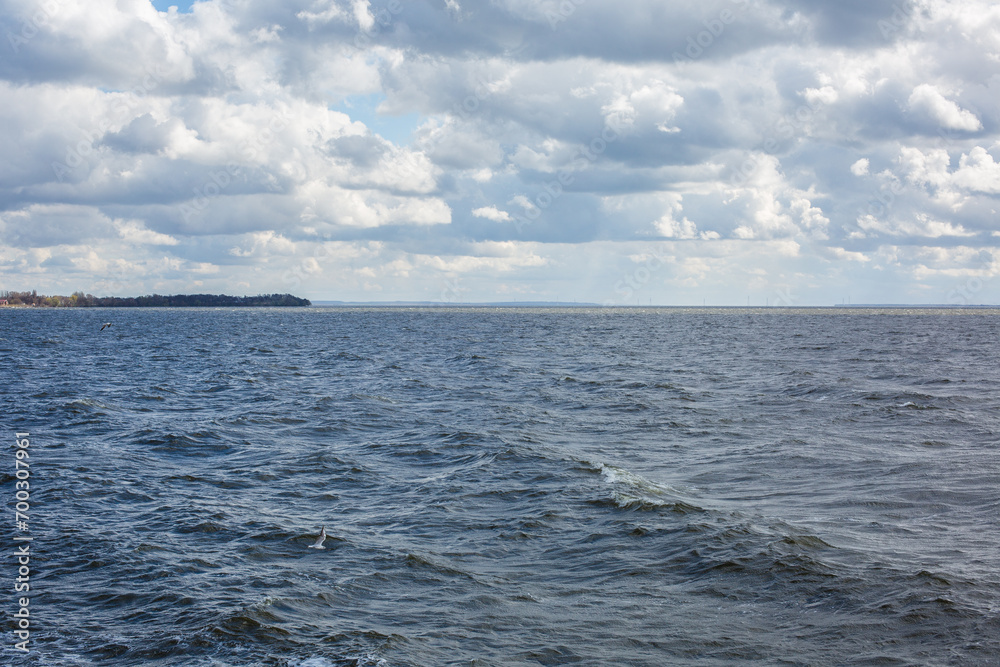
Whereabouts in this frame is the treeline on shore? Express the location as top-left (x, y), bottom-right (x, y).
top-left (0, 290), bottom-right (311, 307)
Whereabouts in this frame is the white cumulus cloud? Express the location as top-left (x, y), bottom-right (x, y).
top-left (472, 206), bottom-right (513, 222)
top-left (908, 84), bottom-right (983, 132)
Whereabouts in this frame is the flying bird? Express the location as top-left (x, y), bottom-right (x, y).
top-left (100, 322), bottom-right (112, 331)
top-left (308, 526), bottom-right (327, 549)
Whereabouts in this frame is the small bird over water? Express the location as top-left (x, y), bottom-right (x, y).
top-left (100, 322), bottom-right (112, 331)
top-left (308, 526), bottom-right (327, 549)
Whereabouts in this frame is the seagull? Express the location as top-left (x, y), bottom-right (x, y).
top-left (100, 322), bottom-right (112, 331)
top-left (308, 526), bottom-right (327, 549)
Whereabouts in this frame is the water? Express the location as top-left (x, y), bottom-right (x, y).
top-left (2, 307), bottom-right (999, 666)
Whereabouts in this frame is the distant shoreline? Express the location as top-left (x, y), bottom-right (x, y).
top-left (0, 292), bottom-right (310, 308)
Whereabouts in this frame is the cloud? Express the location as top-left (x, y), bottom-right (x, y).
top-left (0, 0), bottom-right (998, 304)
top-left (907, 84), bottom-right (983, 132)
top-left (857, 213), bottom-right (974, 238)
top-left (896, 145), bottom-right (1000, 208)
top-left (952, 146), bottom-right (1000, 194)
top-left (471, 206), bottom-right (512, 222)
top-left (115, 219), bottom-right (180, 245)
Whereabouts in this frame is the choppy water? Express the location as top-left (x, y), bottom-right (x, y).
top-left (2, 307), bottom-right (1000, 666)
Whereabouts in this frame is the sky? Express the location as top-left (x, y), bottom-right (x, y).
top-left (0, 0), bottom-right (998, 305)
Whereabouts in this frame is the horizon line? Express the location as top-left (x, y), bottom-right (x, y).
top-left (308, 301), bottom-right (998, 308)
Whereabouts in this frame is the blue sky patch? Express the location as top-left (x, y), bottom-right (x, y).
top-left (336, 94), bottom-right (423, 147)
top-left (151, 0), bottom-right (196, 13)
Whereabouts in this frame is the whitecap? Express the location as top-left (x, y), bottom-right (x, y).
top-left (584, 460), bottom-right (700, 510)
top-left (294, 655), bottom-right (387, 667)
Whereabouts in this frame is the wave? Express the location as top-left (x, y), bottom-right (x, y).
top-left (132, 429), bottom-right (239, 457)
top-left (582, 460), bottom-right (704, 513)
top-left (294, 657), bottom-right (388, 667)
top-left (64, 397), bottom-right (122, 414)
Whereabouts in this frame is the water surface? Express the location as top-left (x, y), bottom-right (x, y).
top-left (2, 307), bottom-right (999, 665)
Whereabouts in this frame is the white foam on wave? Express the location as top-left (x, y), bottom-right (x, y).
top-left (294, 654), bottom-right (388, 667)
top-left (68, 397), bottom-right (120, 411)
top-left (587, 461), bottom-right (696, 509)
